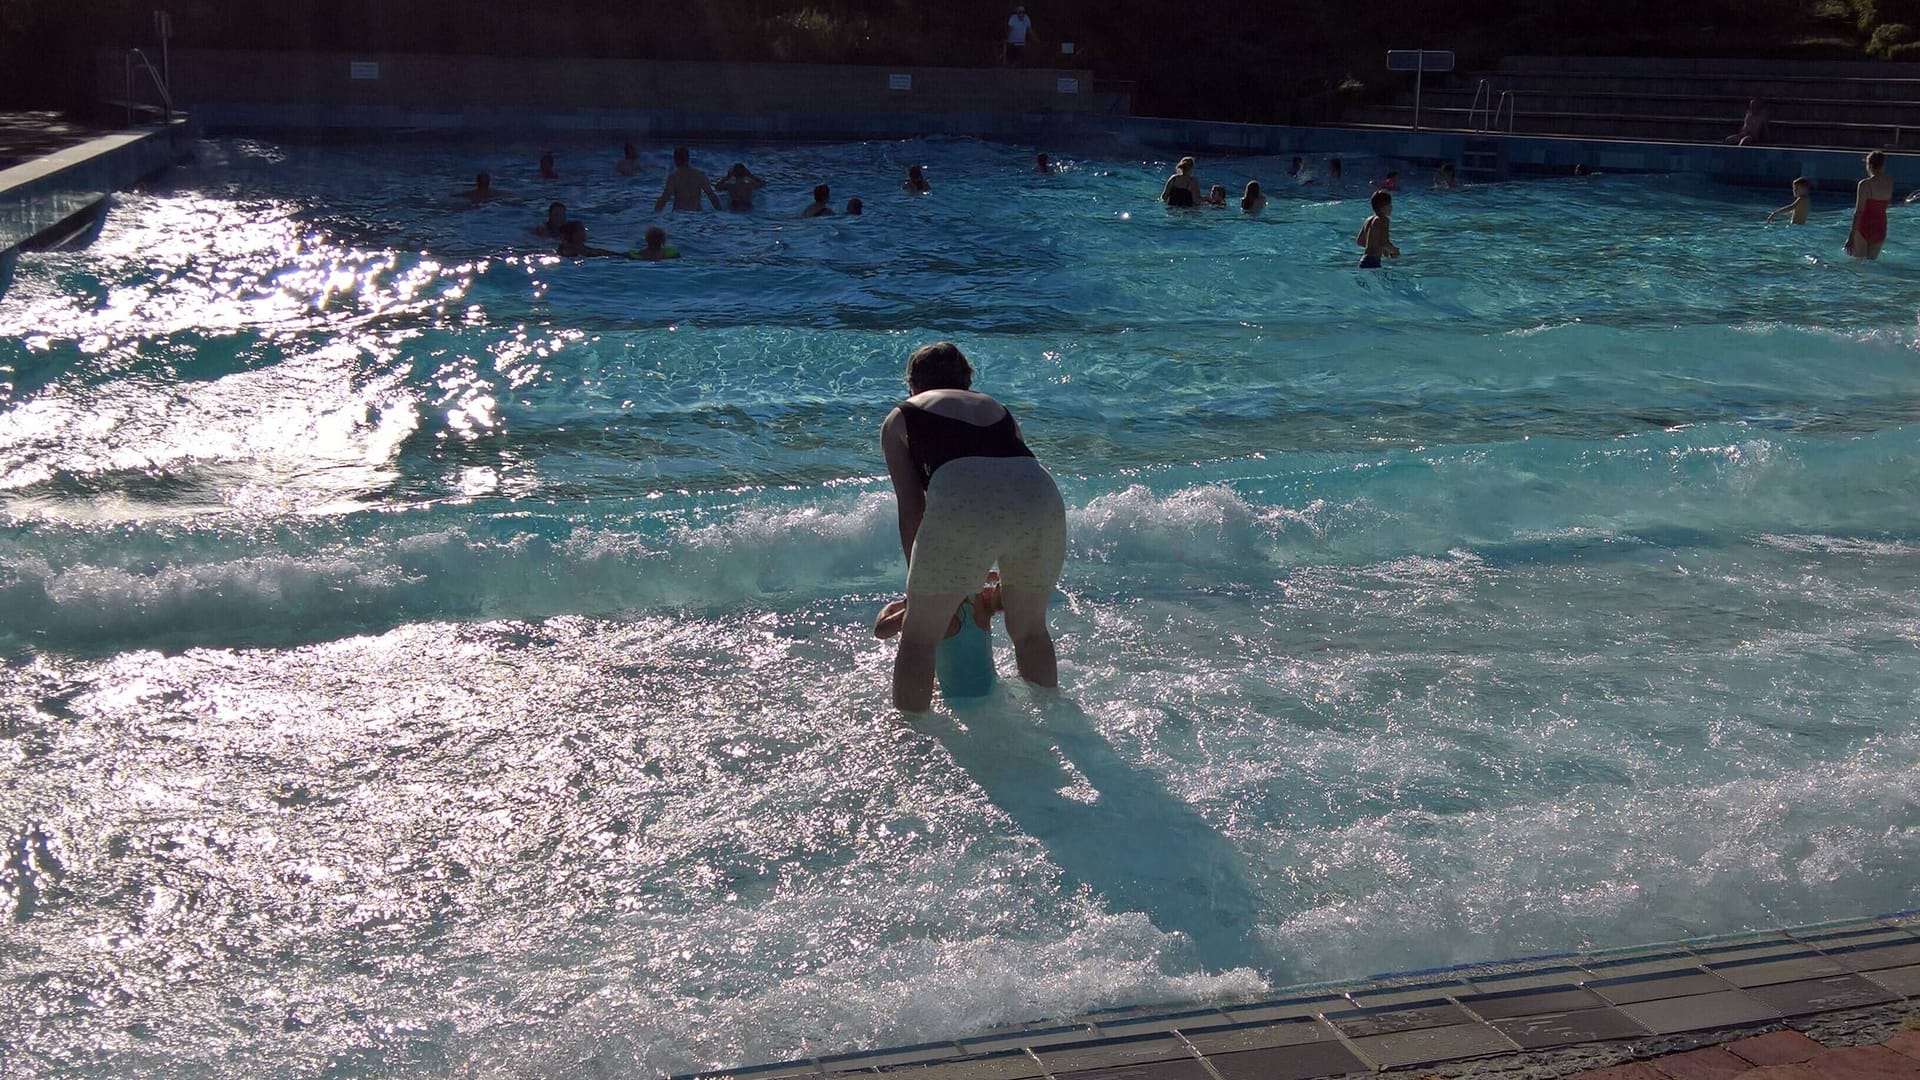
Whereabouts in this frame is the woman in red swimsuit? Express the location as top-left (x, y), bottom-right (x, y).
top-left (1846, 150), bottom-right (1894, 260)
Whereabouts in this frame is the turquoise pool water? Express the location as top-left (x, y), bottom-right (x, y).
top-left (2, 135), bottom-right (1918, 1077)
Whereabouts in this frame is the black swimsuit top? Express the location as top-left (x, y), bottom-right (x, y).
top-left (898, 401), bottom-right (1034, 489)
top-left (1167, 184), bottom-right (1196, 207)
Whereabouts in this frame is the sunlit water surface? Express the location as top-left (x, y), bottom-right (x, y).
top-left (2, 136), bottom-right (1919, 1078)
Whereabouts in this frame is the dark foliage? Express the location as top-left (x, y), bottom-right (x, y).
top-left (0, 0), bottom-right (1892, 119)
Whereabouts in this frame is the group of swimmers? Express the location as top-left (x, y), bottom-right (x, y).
top-left (457, 145), bottom-right (1068, 259)
top-left (1160, 153), bottom-right (1411, 267)
top-left (460, 139), bottom-right (1898, 269)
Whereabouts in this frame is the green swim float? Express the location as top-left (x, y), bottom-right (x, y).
top-left (627, 247), bottom-right (680, 260)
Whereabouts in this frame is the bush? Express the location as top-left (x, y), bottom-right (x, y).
top-left (1868, 20), bottom-right (1917, 54)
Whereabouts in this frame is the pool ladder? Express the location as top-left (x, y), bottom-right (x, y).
top-left (1466, 81), bottom-right (1515, 133)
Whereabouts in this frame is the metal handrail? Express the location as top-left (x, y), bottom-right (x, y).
top-left (1493, 90), bottom-right (1515, 133)
top-left (1466, 79), bottom-right (1492, 131)
top-left (122, 47), bottom-right (173, 126)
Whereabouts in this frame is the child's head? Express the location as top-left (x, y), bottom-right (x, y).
top-left (1792, 177), bottom-right (1811, 195)
top-left (1370, 189), bottom-right (1392, 215)
top-left (644, 226), bottom-right (666, 250)
top-left (813, 183), bottom-right (831, 202)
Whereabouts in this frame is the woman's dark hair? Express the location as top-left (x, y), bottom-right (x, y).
top-left (645, 226), bottom-right (666, 248)
top-left (1867, 150), bottom-right (1887, 171)
top-left (906, 342), bottom-right (974, 393)
top-left (813, 184), bottom-right (831, 201)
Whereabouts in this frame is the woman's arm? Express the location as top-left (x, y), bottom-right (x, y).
top-left (1160, 175), bottom-right (1178, 203)
top-left (881, 409), bottom-right (926, 561)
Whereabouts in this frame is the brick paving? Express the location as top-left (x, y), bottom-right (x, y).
top-left (1559, 1024), bottom-right (1920, 1080)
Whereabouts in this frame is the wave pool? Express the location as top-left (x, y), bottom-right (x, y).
top-left (1, 135), bottom-right (1918, 1078)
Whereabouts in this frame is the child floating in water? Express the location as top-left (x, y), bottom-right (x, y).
top-left (874, 575), bottom-right (1003, 701)
top-left (1355, 190), bottom-right (1400, 268)
top-left (636, 226), bottom-right (680, 261)
top-left (1767, 177), bottom-right (1811, 225)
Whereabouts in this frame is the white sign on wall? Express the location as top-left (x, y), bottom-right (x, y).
top-left (349, 61), bottom-right (380, 80)
top-left (1056, 77), bottom-right (1080, 94)
top-left (888, 73), bottom-right (912, 91)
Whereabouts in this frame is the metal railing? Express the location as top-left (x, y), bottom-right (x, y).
top-left (1492, 90), bottom-right (1515, 132)
top-left (122, 47), bottom-right (173, 126)
top-left (1467, 82), bottom-right (1516, 133)
top-left (1466, 79), bottom-right (1493, 131)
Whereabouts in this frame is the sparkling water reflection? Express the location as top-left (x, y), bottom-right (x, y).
top-left (1, 136), bottom-right (1918, 1078)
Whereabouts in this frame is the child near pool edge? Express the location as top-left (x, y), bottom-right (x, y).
top-left (1767, 177), bottom-right (1811, 225)
top-left (1356, 189), bottom-right (1400, 269)
top-left (874, 574), bottom-right (1003, 701)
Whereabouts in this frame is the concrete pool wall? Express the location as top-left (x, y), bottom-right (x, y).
top-left (107, 48), bottom-right (1919, 189)
top-left (0, 120), bottom-right (192, 256)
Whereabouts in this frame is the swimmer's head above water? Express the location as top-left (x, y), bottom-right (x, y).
top-left (906, 341), bottom-right (974, 394)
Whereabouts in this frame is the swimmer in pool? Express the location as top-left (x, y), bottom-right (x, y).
top-left (555, 221), bottom-right (621, 258)
top-left (1241, 181), bottom-right (1267, 213)
top-left (1288, 155), bottom-right (1303, 179)
top-left (457, 172), bottom-right (502, 202)
top-left (540, 152), bottom-right (558, 180)
top-left (654, 147), bottom-right (723, 212)
top-left (534, 201), bottom-right (571, 237)
top-left (1328, 157), bottom-right (1344, 190)
top-left (1355, 189), bottom-right (1399, 268)
top-left (904, 164), bottom-right (931, 193)
top-left (1767, 177), bottom-right (1812, 225)
top-left (801, 184), bottom-right (836, 218)
top-left (1434, 162), bottom-right (1460, 190)
top-left (873, 574), bottom-right (1005, 701)
top-left (1205, 184), bottom-right (1229, 207)
top-left (880, 342), bottom-right (1066, 712)
top-left (1161, 156), bottom-right (1202, 207)
top-left (1376, 169), bottom-right (1400, 192)
top-left (1846, 150), bottom-right (1893, 259)
top-left (1035, 152), bottom-right (1055, 174)
top-left (617, 142), bottom-right (641, 176)
top-left (845, 197), bottom-right (864, 215)
top-left (636, 226), bottom-right (679, 261)
top-left (714, 163), bottom-right (767, 210)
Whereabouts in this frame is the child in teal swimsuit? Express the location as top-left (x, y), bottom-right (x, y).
top-left (874, 575), bottom-right (1003, 701)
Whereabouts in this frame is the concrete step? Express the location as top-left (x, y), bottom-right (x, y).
top-left (1347, 104), bottom-right (1910, 149)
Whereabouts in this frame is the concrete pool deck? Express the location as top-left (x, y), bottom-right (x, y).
top-left (679, 913), bottom-right (1920, 1080)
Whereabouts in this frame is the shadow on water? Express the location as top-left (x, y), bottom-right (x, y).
top-left (915, 692), bottom-right (1286, 978)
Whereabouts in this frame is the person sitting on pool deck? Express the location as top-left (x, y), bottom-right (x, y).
top-left (534, 201), bottom-right (571, 237)
top-left (457, 172), bottom-right (502, 202)
top-left (655, 147), bottom-right (722, 212)
top-left (1767, 177), bottom-right (1812, 225)
top-left (540, 152), bottom-right (559, 180)
top-left (904, 165), bottom-right (931, 194)
top-left (1355, 190), bottom-right (1399, 268)
top-left (715, 163), bottom-right (767, 210)
top-left (1241, 181), bottom-right (1267, 213)
top-left (636, 226), bottom-right (680, 261)
top-left (1035, 153), bottom-right (1055, 174)
top-left (617, 142), bottom-right (641, 176)
top-left (873, 573), bottom-right (1005, 701)
top-left (845, 197), bottom-right (864, 215)
top-left (802, 184), bottom-right (836, 218)
top-left (1161, 157), bottom-right (1202, 207)
top-left (556, 221), bottom-right (621, 258)
top-left (1846, 150), bottom-right (1893, 260)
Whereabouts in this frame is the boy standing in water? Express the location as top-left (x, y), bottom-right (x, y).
top-left (1767, 177), bottom-right (1812, 224)
top-left (1355, 190), bottom-right (1400, 268)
